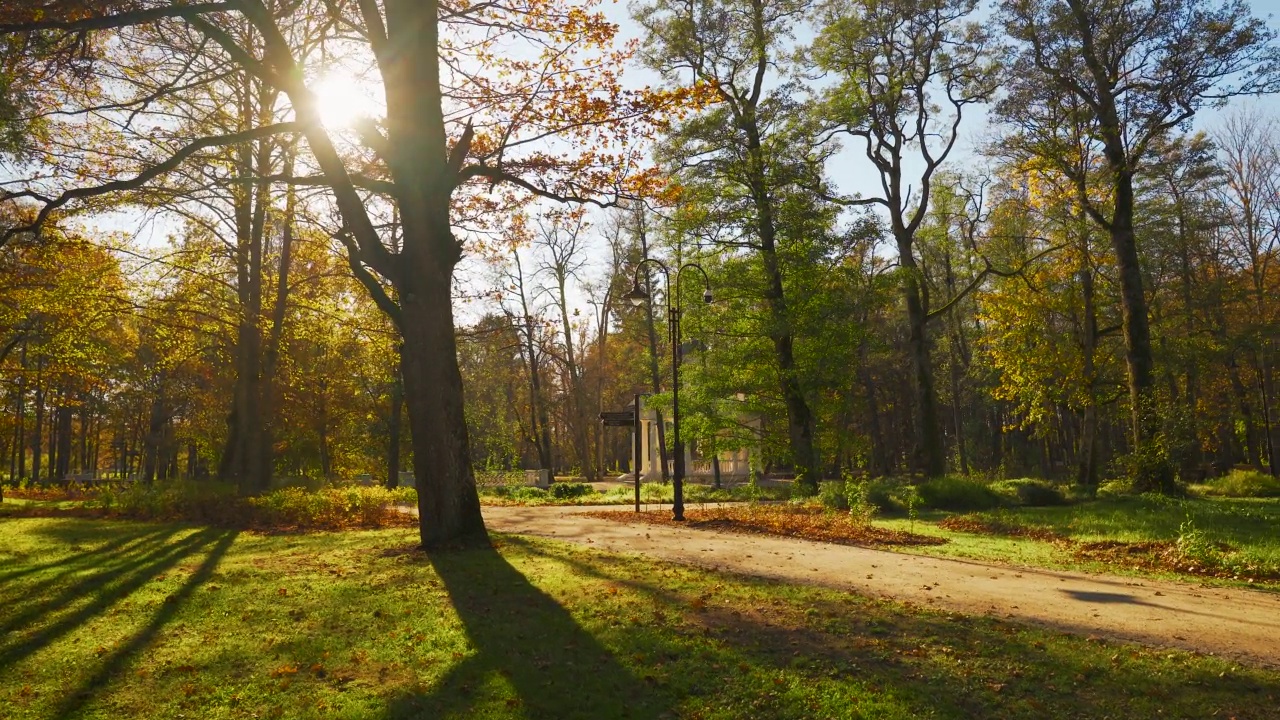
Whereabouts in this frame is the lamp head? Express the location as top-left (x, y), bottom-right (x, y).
top-left (702, 288), bottom-right (713, 304)
top-left (626, 282), bottom-right (650, 307)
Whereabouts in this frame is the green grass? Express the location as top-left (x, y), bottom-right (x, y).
top-left (875, 496), bottom-right (1280, 587)
top-left (1, 518), bottom-right (1278, 719)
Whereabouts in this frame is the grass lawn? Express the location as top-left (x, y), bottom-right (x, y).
top-left (2, 518), bottom-right (1278, 719)
top-left (875, 496), bottom-right (1280, 587)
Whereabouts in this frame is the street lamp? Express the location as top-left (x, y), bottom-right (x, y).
top-left (627, 258), bottom-right (712, 521)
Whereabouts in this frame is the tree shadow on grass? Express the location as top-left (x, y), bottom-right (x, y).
top-left (383, 544), bottom-right (670, 720)
top-left (50, 528), bottom-right (238, 719)
top-left (0, 526), bottom-right (230, 673)
top-left (0, 523), bottom-right (176, 587)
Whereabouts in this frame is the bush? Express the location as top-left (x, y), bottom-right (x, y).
top-left (549, 482), bottom-right (593, 499)
top-left (990, 479), bottom-right (1067, 507)
top-left (390, 486), bottom-right (417, 505)
top-left (1201, 469), bottom-right (1280, 498)
top-left (90, 482), bottom-right (413, 529)
top-left (246, 485), bottom-right (409, 528)
top-left (510, 486), bottom-right (549, 501)
top-left (96, 481), bottom-right (240, 523)
top-left (866, 480), bottom-right (903, 514)
top-left (915, 476), bottom-right (1003, 512)
top-left (818, 480), bottom-right (849, 511)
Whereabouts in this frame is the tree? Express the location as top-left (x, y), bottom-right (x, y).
top-left (996, 0), bottom-right (1280, 492)
top-left (812, 0), bottom-right (998, 477)
top-left (0, 0), bottom-right (676, 546)
top-left (636, 0), bottom-right (828, 490)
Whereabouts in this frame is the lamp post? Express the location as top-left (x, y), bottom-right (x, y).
top-left (626, 258), bottom-right (711, 521)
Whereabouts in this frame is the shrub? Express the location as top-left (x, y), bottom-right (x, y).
top-left (549, 482), bottom-right (593, 499)
top-left (246, 485), bottom-right (409, 528)
top-left (1201, 469), bottom-right (1280, 498)
top-left (390, 486), bottom-right (417, 505)
top-left (818, 480), bottom-right (849, 511)
top-left (866, 480), bottom-right (903, 514)
top-left (510, 486), bottom-right (549, 501)
top-left (990, 479), bottom-right (1067, 507)
top-left (96, 481), bottom-right (240, 523)
top-left (915, 476), bottom-right (1003, 512)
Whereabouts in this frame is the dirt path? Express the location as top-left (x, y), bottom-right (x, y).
top-left (481, 504), bottom-right (1280, 669)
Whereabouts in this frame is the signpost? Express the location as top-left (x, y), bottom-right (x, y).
top-left (599, 401), bottom-right (643, 512)
top-left (599, 410), bottom-right (635, 427)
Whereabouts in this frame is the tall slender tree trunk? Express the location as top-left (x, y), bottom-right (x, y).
top-left (899, 254), bottom-right (945, 477)
top-left (14, 343), bottom-right (25, 482)
top-left (31, 357), bottom-right (43, 483)
top-left (386, 362), bottom-right (403, 489)
top-left (55, 403), bottom-right (72, 481)
top-left (642, 268), bottom-right (670, 482)
top-left (1078, 258), bottom-right (1100, 487)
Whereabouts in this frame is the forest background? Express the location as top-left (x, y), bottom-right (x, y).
top-left (4, 0), bottom-right (1280, 535)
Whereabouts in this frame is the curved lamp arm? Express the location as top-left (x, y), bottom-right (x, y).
top-left (625, 257), bottom-right (670, 307)
top-left (676, 262), bottom-right (713, 305)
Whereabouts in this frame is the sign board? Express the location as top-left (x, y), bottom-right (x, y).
top-left (599, 410), bottom-right (635, 427)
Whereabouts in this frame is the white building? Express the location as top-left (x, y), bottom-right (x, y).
top-left (630, 395), bottom-right (759, 481)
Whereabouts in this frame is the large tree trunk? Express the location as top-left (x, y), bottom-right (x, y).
top-left (13, 343), bottom-right (26, 482)
top-left (642, 271), bottom-right (670, 482)
top-left (397, 252), bottom-right (487, 547)
top-left (900, 260), bottom-right (945, 478)
top-left (1108, 171), bottom-right (1173, 492)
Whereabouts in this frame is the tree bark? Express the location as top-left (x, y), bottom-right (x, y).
top-left (31, 356), bottom-right (43, 483)
top-left (1078, 259), bottom-right (1100, 487)
top-left (386, 361), bottom-right (403, 489)
top-left (55, 403), bottom-right (72, 481)
top-left (900, 258), bottom-right (945, 477)
top-left (397, 252), bottom-right (487, 546)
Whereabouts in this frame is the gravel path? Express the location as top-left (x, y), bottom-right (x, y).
top-left (481, 503), bottom-right (1280, 668)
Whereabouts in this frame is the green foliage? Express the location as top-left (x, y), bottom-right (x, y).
top-left (915, 476), bottom-right (1003, 512)
top-left (989, 479), bottom-right (1068, 507)
top-left (95, 481), bottom-right (239, 523)
top-left (817, 475), bottom-right (876, 522)
top-left (1175, 516), bottom-right (1221, 569)
top-left (245, 486), bottom-right (410, 528)
top-left (549, 482), bottom-right (593, 500)
top-left (817, 480), bottom-right (849, 511)
top-left (89, 481), bottom-right (411, 529)
top-left (510, 486), bottom-right (550, 502)
top-left (866, 480), bottom-right (904, 515)
top-left (1199, 469), bottom-right (1280, 498)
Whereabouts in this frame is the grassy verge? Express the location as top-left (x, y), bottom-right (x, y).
top-left (875, 496), bottom-right (1280, 587)
top-left (1, 517), bottom-right (1277, 719)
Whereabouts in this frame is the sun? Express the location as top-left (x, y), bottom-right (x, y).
top-left (310, 72), bottom-right (381, 128)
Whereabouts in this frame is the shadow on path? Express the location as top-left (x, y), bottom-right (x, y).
top-left (383, 544), bottom-right (669, 720)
